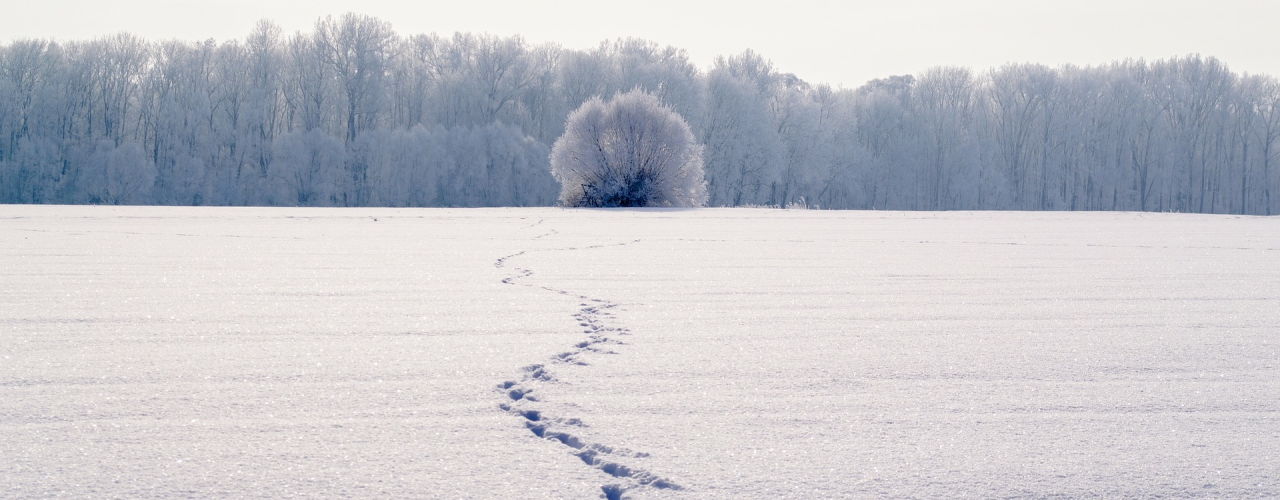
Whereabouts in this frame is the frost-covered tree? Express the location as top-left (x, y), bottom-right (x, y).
top-left (550, 90), bottom-right (706, 207)
top-left (314, 13), bottom-right (395, 144)
top-left (272, 128), bottom-right (343, 205)
top-left (701, 51), bottom-right (784, 206)
top-left (80, 140), bottom-right (154, 204)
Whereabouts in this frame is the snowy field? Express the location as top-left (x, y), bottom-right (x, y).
top-left (2, 206), bottom-right (1278, 499)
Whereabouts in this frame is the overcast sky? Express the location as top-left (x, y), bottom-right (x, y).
top-left (4, 0), bottom-right (1277, 88)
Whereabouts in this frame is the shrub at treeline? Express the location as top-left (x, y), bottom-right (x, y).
top-left (1, 14), bottom-right (1278, 213)
top-left (551, 91), bottom-right (707, 208)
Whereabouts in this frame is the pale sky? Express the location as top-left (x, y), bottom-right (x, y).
top-left (3, 0), bottom-right (1277, 88)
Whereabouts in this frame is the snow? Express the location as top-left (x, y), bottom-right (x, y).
top-left (2, 206), bottom-right (1278, 499)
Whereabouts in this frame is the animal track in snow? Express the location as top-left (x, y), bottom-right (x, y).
top-left (494, 228), bottom-right (678, 499)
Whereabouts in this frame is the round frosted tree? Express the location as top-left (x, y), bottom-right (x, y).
top-left (550, 90), bottom-right (707, 207)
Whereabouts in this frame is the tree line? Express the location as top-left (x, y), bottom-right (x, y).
top-left (2, 13), bottom-right (1278, 213)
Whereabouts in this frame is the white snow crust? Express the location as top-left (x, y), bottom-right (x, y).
top-left (2, 206), bottom-right (1278, 499)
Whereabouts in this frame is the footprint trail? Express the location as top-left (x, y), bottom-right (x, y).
top-left (495, 221), bottom-right (678, 499)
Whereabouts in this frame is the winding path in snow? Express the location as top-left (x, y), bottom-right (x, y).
top-left (494, 220), bottom-right (679, 500)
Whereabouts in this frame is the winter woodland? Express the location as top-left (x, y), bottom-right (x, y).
top-left (2, 13), bottom-right (1278, 213)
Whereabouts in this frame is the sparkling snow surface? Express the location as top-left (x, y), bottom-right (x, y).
top-left (2, 206), bottom-right (1278, 499)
